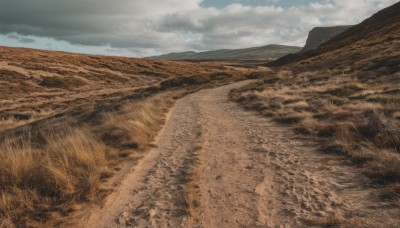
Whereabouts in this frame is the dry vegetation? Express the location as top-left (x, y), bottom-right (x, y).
top-left (1, 3), bottom-right (397, 225)
top-left (231, 68), bottom-right (400, 202)
top-left (268, 2), bottom-right (400, 70)
top-left (0, 45), bottom-right (257, 227)
top-left (0, 94), bottom-right (175, 227)
top-left (232, 6), bottom-right (400, 223)
top-left (0, 46), bottom-right (251, 132)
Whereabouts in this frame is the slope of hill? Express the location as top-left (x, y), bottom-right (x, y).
top-left (268, 1), bottom-right (400, 70)
top-left (233, 3), bottom-right (400, 226)
top-left (301, 25), bottom-right (353, 52)
top-left (149, 44), bottom-right (302, 61)
top-left (0, 45), bottom-right (261, 227)
top-left (1, 2), bottom-right (399, 227)
top-left (0, 46), bottom-right (255, 132)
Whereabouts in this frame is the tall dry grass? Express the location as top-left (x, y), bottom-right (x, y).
top-left (0, 126), bottom-right (106, 226)
top-left (0, 118), bottom-right (18, 131)
top-left (100, 94), bottom-right (173, 152)
top-left (0, 93), bottom-right (174, 227)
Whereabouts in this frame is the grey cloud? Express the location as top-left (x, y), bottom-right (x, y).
top-left (0, 0), bottom-right (398, 55)
top-left (7, 34), bottom-right (19, 39)
top-left (156, 6), bottom-right (310, 49)
top-left (19, 37), bottom-right (35, 43)
top-left (6, 33), bottom-right (35, 43)
top-left (0, 0), bottom-right (199, 48)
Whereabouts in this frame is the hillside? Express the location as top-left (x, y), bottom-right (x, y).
top-left (268, 1), bottom-right (400, 70)
top-left (149, 44), bottom-right (301, 61)
top-left (0, 46), bottom-right (254, 132)
top-left (0, 45), bottom-right (262, 227)
top-left (301, 25), bottom-right (353, 52)
top-left (232, 3), bottom-right (400, 226)
top-left (1, 2), bottom-right (400, 227)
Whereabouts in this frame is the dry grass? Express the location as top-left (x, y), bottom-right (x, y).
top-left (0, 44), bottom-right (260, 227)
top-left (231, 68), bottom-right (400, 196)
top-left (0, 45), bottom-right (251, 133)
top-left (100, 94), bottom-right (173, 152)
top-left (0, 118), bottom-right (20, 131)
top-left (0, 125), bottom-right (106, 227)
top-left (0, 93), bottom-right (174, 227)
top-left (0, 45), bottom-right (256, 227)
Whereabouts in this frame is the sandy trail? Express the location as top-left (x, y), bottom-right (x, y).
top-left (83, 81), bottom-right (397, 227)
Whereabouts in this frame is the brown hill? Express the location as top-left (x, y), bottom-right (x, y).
top-left (301, 25), bottom-right (353, 52)
top-left (0, 46), bottom-right (252, 132)
top-left (267, 2), bottom-right (400, 72)
top-left (0, 45), bottom-right (262, 226)
top-left (233, 3), bottom-right (400, 226)
top-left (149, 44), bottom-right (302, 61)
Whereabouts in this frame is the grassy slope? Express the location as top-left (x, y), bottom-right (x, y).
top-left (0, 94), bottom-right (174, 227)
top-left (231, 1), bottom-right (400, 213)
top-left (0, 46), bottom-right (254, 133)
top-left (0, 46), bottom-right (258, 227)
top-left (268, 1), bottom-right (400, 70)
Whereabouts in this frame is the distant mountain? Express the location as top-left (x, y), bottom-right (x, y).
top-left (267, 2), bottom-right (400, 72)
top-left (302, 25), bottom-right (353, 52)
top-left (149, 44), bottom-right (302, 61)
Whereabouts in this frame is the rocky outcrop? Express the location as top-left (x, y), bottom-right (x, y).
top-left (302, 26), bottom-right (353, 52)
top-left (267, 1), bottom-right (400, 69)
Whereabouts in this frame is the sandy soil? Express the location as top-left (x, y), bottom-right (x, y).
top-left (81, 81), bottom-right (399, 228)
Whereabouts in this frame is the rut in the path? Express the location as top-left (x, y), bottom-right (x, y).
top-left (116, 100), bottom-right (204, 227)
top-left (83, 81), bottom-right (399, 228)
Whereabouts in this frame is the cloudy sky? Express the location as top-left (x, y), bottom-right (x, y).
top-left (0, 0), bottom-right (397, 57)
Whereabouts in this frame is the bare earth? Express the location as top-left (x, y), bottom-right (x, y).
top-left (82, 81), bottom-right (398, 228)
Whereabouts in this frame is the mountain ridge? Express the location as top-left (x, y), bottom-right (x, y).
top-left (149, 44), bottom-right (302, 61)
top-left (267, 2), bottom-right (400, 70)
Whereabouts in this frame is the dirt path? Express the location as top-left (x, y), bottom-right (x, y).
top-left (83, 81), bottom-right (398, 227)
